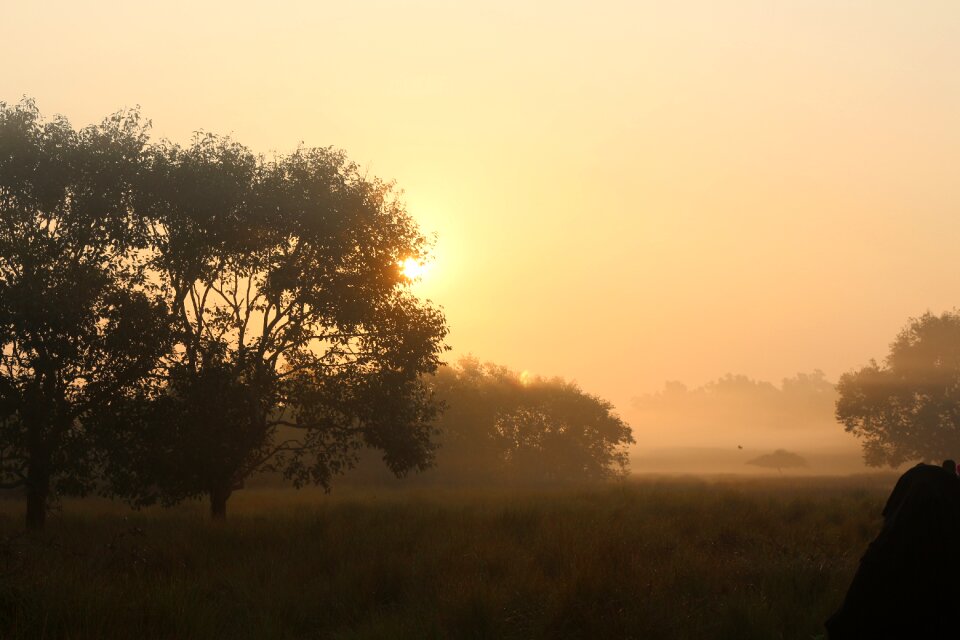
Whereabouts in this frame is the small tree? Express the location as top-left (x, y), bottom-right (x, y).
top-left (0, 100), bottom-right (170, 528)
top-left (424, 358), bottom-right (633, 483)
top-left (745, 449), bottom-right (808, 473)
top-left (837, 311), bottom-right (960, 467)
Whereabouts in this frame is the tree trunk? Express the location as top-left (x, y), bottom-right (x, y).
top-left (23, 389), bottom-right (55, 531)
top-left (210, 488), bottom-right (231, 520)
top-left (25, 484), bottom-right (47, 530)
top-left (24, 460), bottom-right (50, 530)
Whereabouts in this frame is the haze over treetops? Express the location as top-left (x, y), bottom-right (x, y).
top-left (5, 0), bottom-right (959, 457)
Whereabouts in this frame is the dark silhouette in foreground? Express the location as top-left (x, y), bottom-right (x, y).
top-left (826, 461), bottom-right (960, 637)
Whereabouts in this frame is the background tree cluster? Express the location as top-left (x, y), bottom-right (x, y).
top-left (633, 371), bottom-right (837, 432)
top-left (0, 99), bottom-right (448, 526)
top-left (346, 357), bottom-right (634, 485)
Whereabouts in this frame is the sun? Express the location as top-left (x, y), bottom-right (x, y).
top-left (400, 257), bottom-right (428, 280)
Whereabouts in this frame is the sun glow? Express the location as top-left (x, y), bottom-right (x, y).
top-left (400, 257), bottom-right (429, 281)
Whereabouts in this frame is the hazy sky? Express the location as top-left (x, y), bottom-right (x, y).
top-left (5, 0), bottom-right (960, 435)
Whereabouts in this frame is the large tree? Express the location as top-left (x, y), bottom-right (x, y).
top-left (110, 135), bottom-right (448, 518)
top-left (837, 311), bottom-right (960, 467)
top-left (0, 100), bottom-right (171, 528)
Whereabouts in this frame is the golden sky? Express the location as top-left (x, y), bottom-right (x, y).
top-left (5, 0), bottom-right (960, 442)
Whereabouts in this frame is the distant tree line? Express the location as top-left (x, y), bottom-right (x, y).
top-left (633, 371), bottom-right (837, 433)
top-left (0, 99), bottom-right (448, 527)
top-left (632, 310), bottom-right (960, 469)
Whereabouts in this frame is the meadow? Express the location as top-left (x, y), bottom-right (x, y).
top-left (0, 476), bottom-right (893, 639)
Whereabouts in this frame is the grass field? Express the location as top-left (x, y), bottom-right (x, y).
top-left (0, 476), bottom-right (894, 639)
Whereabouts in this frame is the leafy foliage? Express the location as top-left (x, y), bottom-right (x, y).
top-left (108, 135), bottom-right (448, 516)
top-left (0, 100), bottom-right (448, 522)
top-left (837, 311), bottom-right (960, 467)
top-left (0, 99), bottom-right (171, 526)
top-left (421, 358), bottom-right (633, 483)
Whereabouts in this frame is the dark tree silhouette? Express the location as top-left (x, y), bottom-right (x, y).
top-left (109, 135), bottom-right (448, 518)
top-left (0, 100), bottom-right (171, 528)
top-left (837, 311), bottom-right (960, 467)
top-left (745, 449), bottom-right (808, 472)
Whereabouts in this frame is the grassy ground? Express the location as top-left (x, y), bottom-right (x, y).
top-left (0, 476), bottom-right (893, 639)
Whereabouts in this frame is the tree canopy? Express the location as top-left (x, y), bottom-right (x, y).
top-left (409, 358), bottom-right (633, 484)
top-left (0, 99), bottom-right (448, 524)
top-left (837, 311), bottom-right (960, 467)
top-left (0, 99), bottom-right (171, 527)
top-left (109, 132), bottom-right (448, 518)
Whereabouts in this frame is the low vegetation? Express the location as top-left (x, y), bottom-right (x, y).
top-left (0, 477), bottom-right (891, 639)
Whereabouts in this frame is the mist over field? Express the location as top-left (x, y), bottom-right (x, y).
top-left (628, 371), bottom-right (865, 476)
top-left (5, 1), bottom-right (960, 637)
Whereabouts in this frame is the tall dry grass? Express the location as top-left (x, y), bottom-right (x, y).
top-left (0, 476), bottom-right (891, 639)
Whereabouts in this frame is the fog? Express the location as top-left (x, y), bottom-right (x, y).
top-left (5, 2), bottom-right (960, 487)
top-left (5, 3), bottom-right (960, 637)
top-left (6, 2), bottom-right (960, 437)
top-left (630, 371), bottom-right (864, 475)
